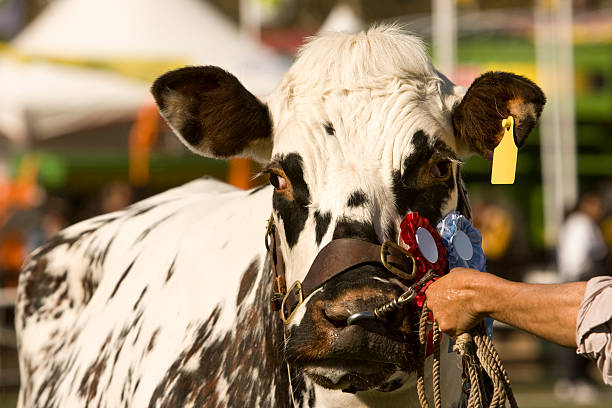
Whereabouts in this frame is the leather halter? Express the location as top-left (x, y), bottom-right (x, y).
top-left (265, 217), bottom-right (417, 324)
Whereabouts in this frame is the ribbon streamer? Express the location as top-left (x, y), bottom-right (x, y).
top-left (437, 211), bottom-right (493, 342)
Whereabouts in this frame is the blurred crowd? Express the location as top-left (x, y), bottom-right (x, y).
top-left (554, 190), bottom-right (610, 403)
top-left (0, 181), bottom-right (134, 288)
top-left (470, 186), bottom-right (612, 403)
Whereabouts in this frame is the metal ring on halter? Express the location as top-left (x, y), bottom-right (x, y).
top-left (280, 281), bottom-right (303, 324)
top-left (397, 287), bottom-right (417, 304)
top-left (380, 241), bottom-right (417, 280)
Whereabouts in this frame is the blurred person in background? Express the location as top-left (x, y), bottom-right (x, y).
top-left (77, 181), bottom-right (135, 221)
top-left (0, 195), bottom-right (71, 288)
top-left (555, 191), bottom-right (608, 402)
top-left (26, 196), bottom-right (71, 253)
top-left (558, 191), bottom-right (608, 282)
top-left (100, 181), bottom-right (134, 214)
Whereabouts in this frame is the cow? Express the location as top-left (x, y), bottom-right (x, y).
top-left (16, 25), bottom-right (545, 407)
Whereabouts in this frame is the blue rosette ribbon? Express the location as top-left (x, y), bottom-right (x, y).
top-left (436, 211), bottom-right (486, 271)
top-left (437, 211), bottom-right (493, 344)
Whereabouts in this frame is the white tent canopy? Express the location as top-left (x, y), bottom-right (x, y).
top-left (0, 0), bottom-right (288, 143)
top-left (14, 0), bottom-right (288, 96)
top-left (318, 3), bottom-right (363, 34)
top-left (0, 58), bottom-right (149, 145)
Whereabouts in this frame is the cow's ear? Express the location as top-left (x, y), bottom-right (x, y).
top-left (151, 66), bottom-right (272, 162)
top-left (451, 71), bottom-right (546, 159)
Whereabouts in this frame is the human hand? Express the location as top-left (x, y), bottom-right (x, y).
top-left (425, 267), bottom-right (491, 337)
top-left (426, 268), bottom-right (586, 347)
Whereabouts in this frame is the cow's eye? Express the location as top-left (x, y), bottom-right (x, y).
top-left (269, 173), bottom-right (287, 191)
top-left (430, 160), bottom-right (452, 180)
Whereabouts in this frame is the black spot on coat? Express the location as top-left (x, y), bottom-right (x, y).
top-left (134, 212), bottom-right (177, 244)
top-left (272, 153), bottom-right (310, 248)
top-left (165, 257), bottom-right (177, 283)
top-left (314, 211), bottom-right (332, 245)
top-left (346, 190), bottom-right (368, 207)
top-left (109, 260), bottom-right (136, 300)
top-left (392, 130), bottom-right (455, 223)
top-left (133, 287), bottom-right (148, 311)
top-left (236, 257), bottom-right (260, 306)
top-left (21, 257), bottom-right (68, 324)
top-left (332, 217), bottom-right (379, 244)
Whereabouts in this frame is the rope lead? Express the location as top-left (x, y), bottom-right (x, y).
top-left (419, 303), bottom-right (518, 408)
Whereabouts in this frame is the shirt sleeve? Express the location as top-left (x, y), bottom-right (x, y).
top-left (576, 276), bottom-right (612, 385)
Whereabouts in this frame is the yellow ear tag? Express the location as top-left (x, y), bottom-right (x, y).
top-left (491, 116), bottom-right (517, 185)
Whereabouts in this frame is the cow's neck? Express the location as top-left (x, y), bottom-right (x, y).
top-left (220, 256), bottom-right (292, 407)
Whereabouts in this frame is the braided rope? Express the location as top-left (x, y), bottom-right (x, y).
top-left (432, 321), bottom-right (442, 408)
top-left (417, 304), bottom-right (518, 408)
top-left (417, 306), bottom-right (431, 408)
top-left (454, 333), bottom-right (482, 408)
top-left (467, 363), bottom-right (481, 408)
top-left (474, 330), bottom-right (518, 408)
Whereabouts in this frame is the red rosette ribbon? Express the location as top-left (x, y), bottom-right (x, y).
top-left (398, 212), bottom-right (448, 308)
top-left (399, 212), bottom-right (448, 356)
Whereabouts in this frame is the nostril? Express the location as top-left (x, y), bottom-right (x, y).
top-left (321, 304), bottom-right (350, 328)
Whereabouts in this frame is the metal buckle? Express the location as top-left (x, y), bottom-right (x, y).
top-left (380, 241), bottom-right (416, 280)
top-left (280, 280), bottom-right (303, 325)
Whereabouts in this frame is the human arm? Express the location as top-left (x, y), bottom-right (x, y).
top-left (425, 267), bottom-right (587, 347)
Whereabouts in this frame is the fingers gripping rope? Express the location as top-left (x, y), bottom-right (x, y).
top-left (353, 275), bottom-right (518, 407)
top-left (417, 306), bottom-right (518, 408)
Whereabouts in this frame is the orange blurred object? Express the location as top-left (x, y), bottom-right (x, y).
top-left (228, 158), bottom-right (252, 190)
top-left (0, 232), bottom-right (25, 287)
top-left (129, 104), bottom-right (160, 186)
top-left (0, 155), bottom-right (41, 226)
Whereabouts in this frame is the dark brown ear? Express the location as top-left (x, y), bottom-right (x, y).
top-left (151, 66), bottom-right (272, 161)
top-left (452, 72), bottom-right (546, 159)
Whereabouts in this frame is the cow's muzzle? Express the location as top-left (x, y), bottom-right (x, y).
top-left (284, 266), bottom-right (420, 391)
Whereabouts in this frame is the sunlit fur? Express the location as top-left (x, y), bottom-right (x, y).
top-left (265, 25), bottom-right (462, 302)
top-left (263, 26), bottom-right (465, 406)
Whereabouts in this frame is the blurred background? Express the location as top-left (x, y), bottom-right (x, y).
top-left (0, 0), bottom-right (611, 406)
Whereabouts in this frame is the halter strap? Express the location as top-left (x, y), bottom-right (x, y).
top-left (266, 217), bottom-right (416, 324)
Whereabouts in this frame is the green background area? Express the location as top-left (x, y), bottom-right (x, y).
top-left (458, 36), bottom-right (611, 250)
top-left (11, 152), bottom-right (228, 192)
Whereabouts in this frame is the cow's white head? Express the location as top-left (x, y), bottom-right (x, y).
top-left (152, 26), bottom-right (544, 397)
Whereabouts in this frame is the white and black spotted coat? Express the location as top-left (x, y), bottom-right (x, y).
top-left (17, 178), bottom-right (293, 407)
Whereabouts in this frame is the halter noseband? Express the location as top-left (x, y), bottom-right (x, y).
top-left (265, 217), bottom-right (417, 324)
